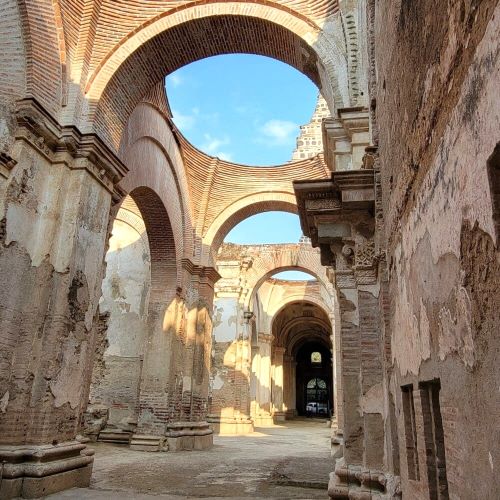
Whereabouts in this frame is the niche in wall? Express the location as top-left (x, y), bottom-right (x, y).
top-left (487, 142), bottom-right (500, 246)
top-left (401, 384), bottom-right (419, 481)
top-left (419, 379), bottom-right (449, 500)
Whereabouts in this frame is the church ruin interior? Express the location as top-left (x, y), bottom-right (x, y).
top-left (0, 1), bottom-right (499, 499)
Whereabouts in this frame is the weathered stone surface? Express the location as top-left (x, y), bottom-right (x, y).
top-left (0, 1), bottom-right (498, 498)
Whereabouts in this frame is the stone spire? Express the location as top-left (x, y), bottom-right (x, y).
top-left (291, 94), bottom-right (330, 161)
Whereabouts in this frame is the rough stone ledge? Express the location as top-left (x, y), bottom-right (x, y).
top-left (328, 458), bottom-right (401, 499)
top-left (165, 421), bottom-right (213, 437)
top-left (0, 441), bottom-right (94, 478)
top-left (129, 434), bottom-right (167, 452)
top-left (0, 442), bottom-right (94, 499)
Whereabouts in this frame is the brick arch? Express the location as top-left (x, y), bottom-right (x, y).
top-left (83, 2), bottom-right (349, 148)
top-left (118, 187), bottom-right (178, 302)
top-left (242, 245), bottom-right (335, 310)
top-left (270, 300), bottom-right (332, 353)
top-left (201, 192), bottom-right (298, 266)
top-left (118, 99), bottom-right (195, 261)
top-left (248, 265), bottom-right (334, 319)
top-left (266, 291), bottom-right (333, 320)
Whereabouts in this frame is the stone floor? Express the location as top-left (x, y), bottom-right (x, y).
top-left (47, 419), bottom-right (333, 499)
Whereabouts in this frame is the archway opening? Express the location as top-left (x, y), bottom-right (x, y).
top-left (264, 300), bottom-right (333, 421)
top-left (224, 211), bottom-right (303, 245)
top-left (296, 342), bottom-right (333, 417)
top-left (88, 8), bottom-right (347, 150)
top-left (166, 54), bottom-right (319, 166)
top-left (83, 189), bottom-right (178, 443)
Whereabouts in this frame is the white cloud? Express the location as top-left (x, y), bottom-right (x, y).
top-left (168, 73), bottom-right (183, 88)
top-left (216, 152), bottom-right (233, 162)
top-left (172, 110), bottom-right (196, 131)
top-left (201, 134), bottom-right (232, 161)
top-left (257, 119), bottom-right (298, 146)
top-left (201, 133), bottom-right (230, 154)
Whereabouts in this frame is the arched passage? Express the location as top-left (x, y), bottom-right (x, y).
top-left (201, 193), bottom-right (298, 266)
top-left (270, 300), bottom-right (333, 419)
top-left (87, 186), bottom-right (179, 441)
top-left (241, 243), bottom-right (336, 312)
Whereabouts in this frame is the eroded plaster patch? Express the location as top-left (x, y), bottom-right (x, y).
top-left (360, 383), bottom-right (383, 414)
top-left (438, 286), bottom-right (474, 367)
top-left (0, 390), bottom-right (8, 413)
top-left (50, 337), bottom-right (88, 409)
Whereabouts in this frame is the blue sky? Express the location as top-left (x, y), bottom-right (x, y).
top-left (165, 54), bottom-right (317, 165)
top-left (225, 212), bottom-right (301, 244)
top-left (165, 55), bottom-right (317, 280)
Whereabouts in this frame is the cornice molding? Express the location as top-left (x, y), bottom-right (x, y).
top-left (14, 98), bottom-right (128, 193)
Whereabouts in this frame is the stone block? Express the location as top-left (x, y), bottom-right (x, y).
top-left (129, 434), bottom-right (167, 452)
top-left (0, 441), bottom-right (94, 499)
top-left (165, 421), bottom-right (213, 452)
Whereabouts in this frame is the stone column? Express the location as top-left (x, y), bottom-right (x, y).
top-left (250, 346), bottom-right (261, 420)
top-left (328, 305), bottom-right (343, 433)
top-left (0, 99), bottom-right (127, 498)
top-left (169, 261), bottom-right (219, 451)
top-left (283, 354), bottom-right (297, 418)
top-left (129, 295), bottom-right (184, 451)
top-left (253, 333), bottom-right (274, 426)
top-left (130, 260), bottom-right (219, 452)
top-left (206, 260), bottom-right (254, 435)
top-left (271, 347), bottom-right (286, 422)
top-left (294, 167), bottom-right (396, 498)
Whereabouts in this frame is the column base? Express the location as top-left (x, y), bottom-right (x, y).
top-left (98, 428), bottom-right (132, 444)
top-left (207, 416), bottom-right (254, 435)
top-left (285, 409), bottom-right (298, 419)
top-left (165, 421), bottom-right (213, 452)
top-left (0, 441), bottom-right (94, 499)
top-left (252, 414), bottom-right (275, 427)
top-left (327, 458), bottom-right (401, 499)
top-left (272, 411), bottom-right (286, 423)
top-left (129, 434), bottom-right (167, 452)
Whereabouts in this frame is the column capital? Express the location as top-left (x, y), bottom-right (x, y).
top-left (322, 107), bottom-right (370, 171)
top-left (182, 259), bottom-right (221, 287)
top-left (258, 333), bottom-right (274, 344)
top-left (293, 170), bottom-right (378, 286)
top-left (243, 310), bottom-right (255, 323)
top-left (14, 97), bottom-right (128, 194)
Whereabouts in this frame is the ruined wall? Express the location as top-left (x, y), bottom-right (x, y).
top-left (89, 203), bottom-right (151, 432)
top-left (291, 94), bottom-right (330, 160)
top-left (374, 1), bottom-right (500, 498)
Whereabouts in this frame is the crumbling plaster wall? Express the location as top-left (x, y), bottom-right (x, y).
top-left (89, 207), bottom-right (151, 432)
top-left (0, 141), bottom-right (113, 445)
top-left (375, 1), bottom-right (500, 497)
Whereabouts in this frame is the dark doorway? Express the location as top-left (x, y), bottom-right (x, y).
top-left (295, 341), bottom-right (333, 416)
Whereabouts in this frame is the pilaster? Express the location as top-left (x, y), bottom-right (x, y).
top-left (252, 333), bottom-right (274, 426)
top-left (132, 261), bottom-right (220, 451)
top-left (271, 346), bottom-right (286, 422)
top-left (0, 98), bottom-right (127, 498)
top-left (294, 161), bottom-right (396, 498)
